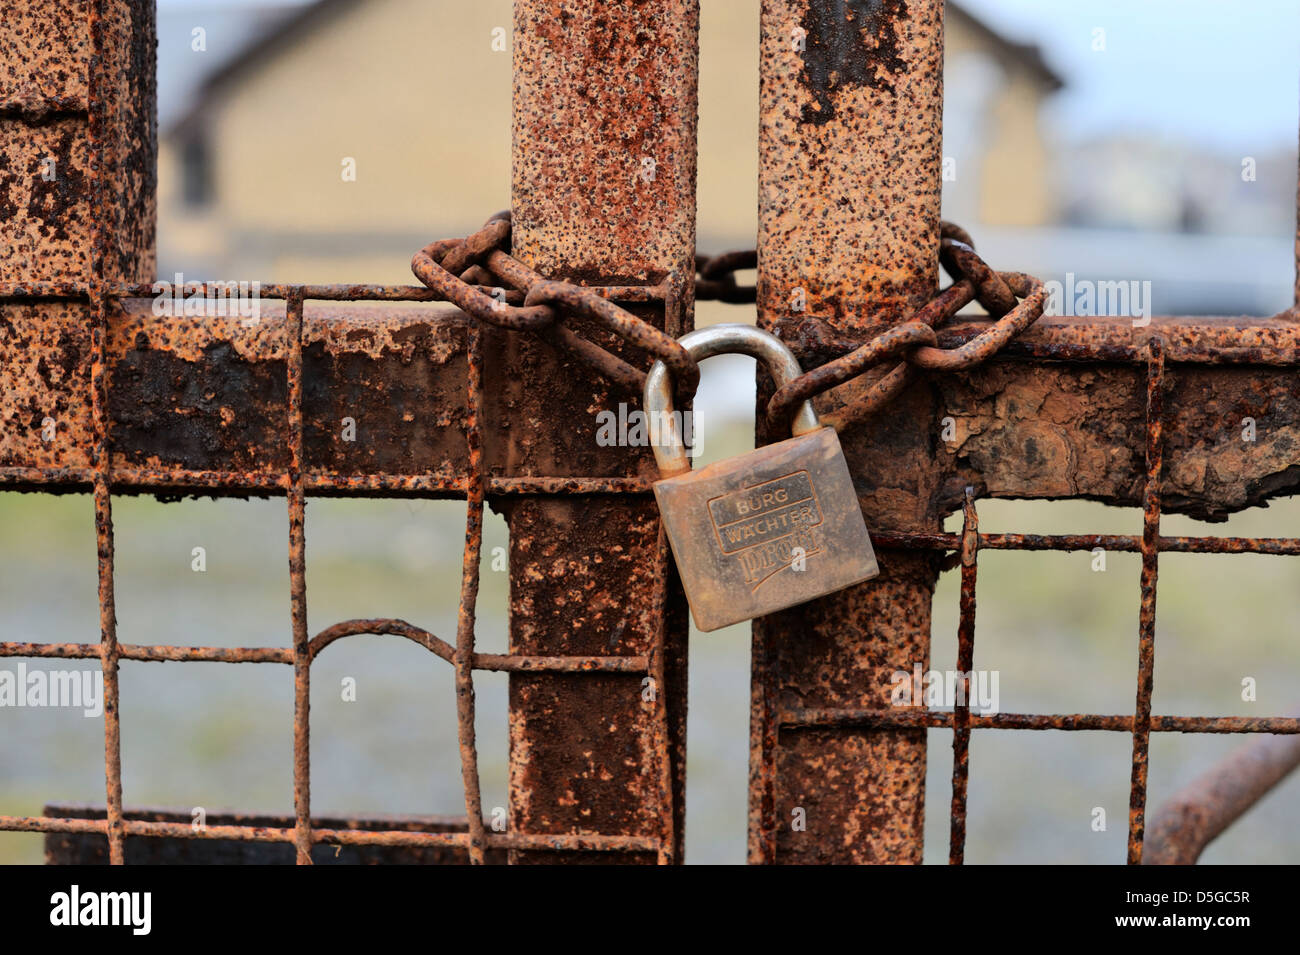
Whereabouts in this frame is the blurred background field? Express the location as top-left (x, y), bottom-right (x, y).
top-left (4, 451), bottom-right (1300, 865)
top-left (3, 0), bottom-right (1300, 864)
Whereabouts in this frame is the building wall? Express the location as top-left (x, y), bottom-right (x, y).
top-left (980, 70), bottom-right (1056, 227)
top-left (943, 13), bottom-right (1058, 229)
top-left (158, 0), bottom-right (1058, 283)
top-left (161, 0), bottom-right (514, 282)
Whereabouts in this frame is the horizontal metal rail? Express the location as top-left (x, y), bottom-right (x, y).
top-left (1143, 713), bottom-right (1300, 864)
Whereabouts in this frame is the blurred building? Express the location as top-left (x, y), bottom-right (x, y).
top-left (942, 3), bottom-right (1063, 228)
top-left (1060, 135), bottom-right (1295, 236)
top-left (158, 0), bottom-right (1065, 282)
top-left (159, 0), bottom-right (514, 283)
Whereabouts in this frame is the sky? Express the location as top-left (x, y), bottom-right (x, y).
top-left (959, 0), bottom-right (1300, 152)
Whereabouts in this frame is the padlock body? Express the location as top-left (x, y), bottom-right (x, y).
top-left (653, 426), bottom-right (878, 632)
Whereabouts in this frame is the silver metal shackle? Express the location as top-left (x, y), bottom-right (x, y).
top-left (643, 323), bottom-right (821, 478)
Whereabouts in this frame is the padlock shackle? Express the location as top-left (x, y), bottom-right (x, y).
top-left (644, 323), bottom-right (821, 478)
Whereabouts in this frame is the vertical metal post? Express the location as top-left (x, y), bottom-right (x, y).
top-left (2, 0), bottom-right (153, 865)
top-left (286, 287), bottom-right (311, 865)
top-left (1127, 340), bottom-right (1165, 864)
top-left (949, 489), bottom-right (978, 864)
top-left (84, 0), bottom-right (155, 866)
top-left (752, 0), bottom-right (945, 863)
top-left (86, 0), bottom-right (125, 867)
top-left (504, 0), bottom-right (699, 863)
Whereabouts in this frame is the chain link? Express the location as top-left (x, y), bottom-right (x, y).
top-left (412, 211), bottom-right (699, 398)
top-left (767, 224), bottom-right (1046, 430)
top-left (695, 250), bottom-right (756, 303)
top-left (414, 215), bottom-right (1043, 432)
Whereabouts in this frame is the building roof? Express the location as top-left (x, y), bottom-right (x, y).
top-left (168, 0), bottom-right (1064, 138)
top-left (947, 2), bottom-right (1064, 92)
top-left (167, 0), bottom-right (355, 138)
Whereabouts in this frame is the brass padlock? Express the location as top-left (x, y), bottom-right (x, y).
top-left (644, 324), bottom-right (879, 632)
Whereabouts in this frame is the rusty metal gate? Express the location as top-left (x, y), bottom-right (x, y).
top-left (2, 0), bottom-right (1298, 865)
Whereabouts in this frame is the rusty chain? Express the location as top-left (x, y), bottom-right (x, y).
top-left (695, 250), bottom-right (757, 303)
top-left (413, 211), bottom-right (700, 399)
top-left (698, 222), bottom-right (1046, 431)
top-left (413, 215), bottom-right (1044, 431)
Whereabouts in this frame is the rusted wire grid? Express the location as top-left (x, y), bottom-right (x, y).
top-left (85, 0), bottom-right (126, 867)
top-left (0, 267), bottom-right (685, 860)
top-left (7, 279), bottom-right (1300, 863)
top-left (7, 258), bottom-right (1300, 863)
top-left (4, 310), bottom-right (1299, 861)
top-left (2, 229), bottom-right (677, 862)
top-left (2, 152), bottom-right (683, 860)
top-left (780, 335), bottom-right (1300, 864)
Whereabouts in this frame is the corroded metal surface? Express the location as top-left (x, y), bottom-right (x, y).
top-left (504, 0), bottom-right (699, 865)
top-left (752, 0), bottom-right (945, 864)
top-left (0, 300), bottom-right (95, 471)
top-left (1127, 343), bottom-right (1165, 864)
top-left (512, 3), bottom-right (699, 293)
top-left (0, 2), bottom-right (90, 115)
top-left (928, 359), bottom-right (1300, 522)
top-left (2, 298), bottom-right (474, 481)
top-left (42, 805), bottom-right (507, 865)
top-left (758, 0), bottom-right (943, 332)
top-left (0, 0), bottom-right (154, 285)
top-left (9, 301), bottom-right (1300, 514)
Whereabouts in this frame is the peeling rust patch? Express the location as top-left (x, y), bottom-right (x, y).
top-left (799, 0), bottom-right (910, 125)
